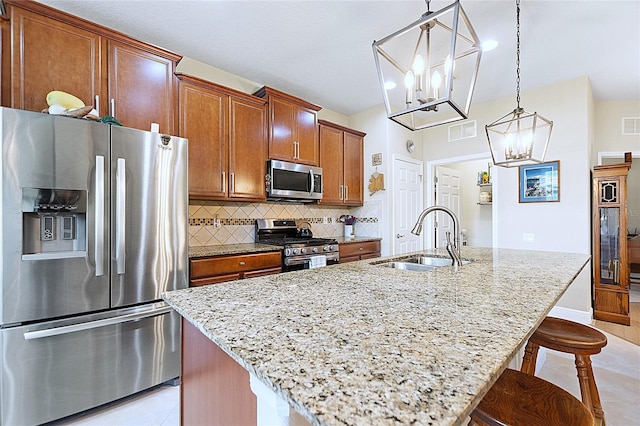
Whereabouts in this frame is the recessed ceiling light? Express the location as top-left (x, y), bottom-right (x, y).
top-left (481, 40), bottom-right (499, 52)
top-left (384, 81), bottom-right (397, 90)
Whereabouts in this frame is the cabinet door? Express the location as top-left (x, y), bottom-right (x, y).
top-left (108, 40), bottom-right (176, 134)
top-left (179, 81), bottom-right (227, 199)
top-left (593, 170), bottom-right (630, 326)
top-left (229, 96), bottom-right (267, 200)
top-left (9, 6), bottom-right (103, 112)
top-left (268, 97), bottom-right (295, 161)
top-left (295, 105), bottom-right (319, 165)
top-left (343, 131), bottom-right (364, 206)
top-left (318, 124), bottom-right (344, 205)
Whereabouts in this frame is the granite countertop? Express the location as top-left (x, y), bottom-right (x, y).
top-left (189, 243), bottom-right (282, 258)
top-left (189, 237), bottom-right (381, 258)
top-left (164, 247), bottom-right (590, 425)
top-left (333, 236), bottom-right (382, 244)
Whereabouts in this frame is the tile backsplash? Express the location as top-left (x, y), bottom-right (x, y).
top-left (189, 200), bottom-right (381, 246)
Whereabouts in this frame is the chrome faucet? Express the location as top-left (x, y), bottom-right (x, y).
top-left (411, 205), bottom-right (463, 266)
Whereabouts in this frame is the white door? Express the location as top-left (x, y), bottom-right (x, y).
top-left (392, 157), bottom-right (423, 255)
top-left (434, 166), bottom-right (461, 248)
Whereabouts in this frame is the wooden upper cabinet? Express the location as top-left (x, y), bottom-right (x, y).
top-left (107, 40), bottom-right (177, 134)
top-left (254, 86), bottom-right (321, 166)
top-left (228, 96), bottom-right (268, 200)
top-left (179, 77), bottom-right (227, 199)
top-left (343, 131), bottom-right (364, 205)
top-left (7, 5), bottom-right (103, 112)
top-left (318, 120), bottom-right (365, 206)
top-left (178, 74), bottom-right (267, 202)
top-left (319, 124), bottom-right (344, 204)
top-left (3, 0), bottom-right (180, 133)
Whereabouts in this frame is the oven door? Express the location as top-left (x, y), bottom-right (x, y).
top-left (283, 253), bottom-right (339, 271)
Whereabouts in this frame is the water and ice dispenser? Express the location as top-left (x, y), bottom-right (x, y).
top-left (22, 188), bottom-right (87, 259)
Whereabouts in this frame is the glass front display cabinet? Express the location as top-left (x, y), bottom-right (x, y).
top-left (592, 162), bottom-right (631, 325)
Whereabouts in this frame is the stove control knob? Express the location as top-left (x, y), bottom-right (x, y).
top-left (323, 246), bottom-right (329, 252)
top-left (312, 247), bottom-right (318, 253)
top-left (328, 245), bottom-right (335, 251)
top-left (285, 248), bottom-right (291, 256)
top-left (293, 248), bottom-right (299, 255)
top-left (301, 248), bottom-right (307, 254)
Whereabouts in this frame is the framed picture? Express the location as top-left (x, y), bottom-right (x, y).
top-left (519, 161), bottom-right (560, 203)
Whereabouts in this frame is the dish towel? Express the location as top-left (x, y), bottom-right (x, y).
top-left (308, 255), bottom-right (327, 269)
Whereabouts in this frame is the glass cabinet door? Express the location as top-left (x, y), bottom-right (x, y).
top-left (599, 207), bottom-right (620, 285)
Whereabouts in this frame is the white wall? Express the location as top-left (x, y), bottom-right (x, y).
top-left (411, 76), bottom-right (594, 313)
top-left (445, 159), bottom-right (493, 247)
top-left (350, 105), bottom-right (424, 256)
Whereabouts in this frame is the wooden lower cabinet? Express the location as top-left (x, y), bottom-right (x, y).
top-left (182, 319), bottom-right (256, 425)
top-left (339, 240), bottom-right (381, 263)
top-left (189, 251), bottom-right (282, 287)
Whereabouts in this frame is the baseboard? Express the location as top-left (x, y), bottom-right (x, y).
top-left (548, 306), bottom-right (593, 325)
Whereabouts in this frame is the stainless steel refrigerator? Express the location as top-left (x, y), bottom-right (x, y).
top-left (0, 107), bottom-right (188, 425)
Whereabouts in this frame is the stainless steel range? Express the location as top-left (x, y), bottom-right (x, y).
top-left (256, 219), bottom-right (339, 271)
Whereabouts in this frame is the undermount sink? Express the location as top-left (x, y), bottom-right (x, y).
top-left (375, 255), bottom-right (470, 271)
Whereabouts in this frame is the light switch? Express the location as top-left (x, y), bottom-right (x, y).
top-left (522, 233), bottom-right (535, 243)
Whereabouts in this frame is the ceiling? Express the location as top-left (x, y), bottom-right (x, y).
top-left (36, 0), bottom-right (640, 117)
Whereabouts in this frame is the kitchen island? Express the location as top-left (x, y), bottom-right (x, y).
top-left (163, 247), bottom-right (590, 425)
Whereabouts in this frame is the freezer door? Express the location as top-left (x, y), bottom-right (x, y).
top-left (110, 126), bottom-right (188, 307)
top-left (0, 303), bottom-right (180, 426)
top-left (0, 108), bottom-right (110, 324)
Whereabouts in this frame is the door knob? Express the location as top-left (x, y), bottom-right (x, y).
top-left (396, 234), bottom-right (404, 238)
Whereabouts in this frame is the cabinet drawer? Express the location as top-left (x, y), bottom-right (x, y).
top-left (190, 273), bottom-right (241, 287)
top-left (191, 251), bottom-right (282, 278)
top-left (339, 241), bottom-right (381, 258)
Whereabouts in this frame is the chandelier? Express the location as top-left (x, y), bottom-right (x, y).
top-left (372, 0), bottom-right (482, 131)
top-left (485, 0), bottom-right (553, 168)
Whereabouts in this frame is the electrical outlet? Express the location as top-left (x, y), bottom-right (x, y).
top-left (522, 233), bottom-right (535, 243)
top-left (214, 214), bottom-right (221, 228)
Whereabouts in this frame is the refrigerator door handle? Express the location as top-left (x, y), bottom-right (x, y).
top-left (116, 158), bottom-right (126, 274)
top-left (95, 155), bottom-right (105, 276)
top-left (23, 305), bottom-right (173, 340)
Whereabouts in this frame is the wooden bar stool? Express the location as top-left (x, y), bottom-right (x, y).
top-left (520, 317), bottom-right (607, 425)
top-left (470, 368), bottom-right (594, 425)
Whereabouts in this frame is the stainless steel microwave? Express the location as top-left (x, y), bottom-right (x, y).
top-left (266, 159), bottom-right (323, 201)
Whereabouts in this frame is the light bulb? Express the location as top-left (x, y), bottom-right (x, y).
top-left (412, 55), bottom-right (424, 94)
top-left (404, 70), bottom-right (415, 105)
top-left (405, 70), bottom-right (415, 89)
top-left (444, 55), bottom-right (454, 76)
top-left (431, 71), bottom-right (441, 99)
top-left (412, 55), bottom-right (425, 75)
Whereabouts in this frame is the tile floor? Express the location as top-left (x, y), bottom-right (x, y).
top-left (57, 330), bottom-right (639, 425)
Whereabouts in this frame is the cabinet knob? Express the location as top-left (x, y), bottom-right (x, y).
top-left (239, 261), bottom-right (246, 266)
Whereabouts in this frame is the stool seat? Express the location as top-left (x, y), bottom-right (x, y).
top-left (471, 368), bottom-right (594, 426)
top-left (528, 317), bottom-right (607, 355)
top-left (521, 317), bottom-right (608, 426)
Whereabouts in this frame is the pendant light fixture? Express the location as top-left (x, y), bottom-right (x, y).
top-left (372, 0), bottom-right (482, 131)
top-left (485, 0), bottom-right (553, 168)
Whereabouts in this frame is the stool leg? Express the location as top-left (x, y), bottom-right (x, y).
top-left (575, 354), bottom-right (596, 421)
top-left (584, 355), bottom-right (606, 426)
top-left (520, 341), bottom-right (539, 375)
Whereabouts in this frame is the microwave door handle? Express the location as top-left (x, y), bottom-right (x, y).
top-left (308, 169), bottom-right (313, 195)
